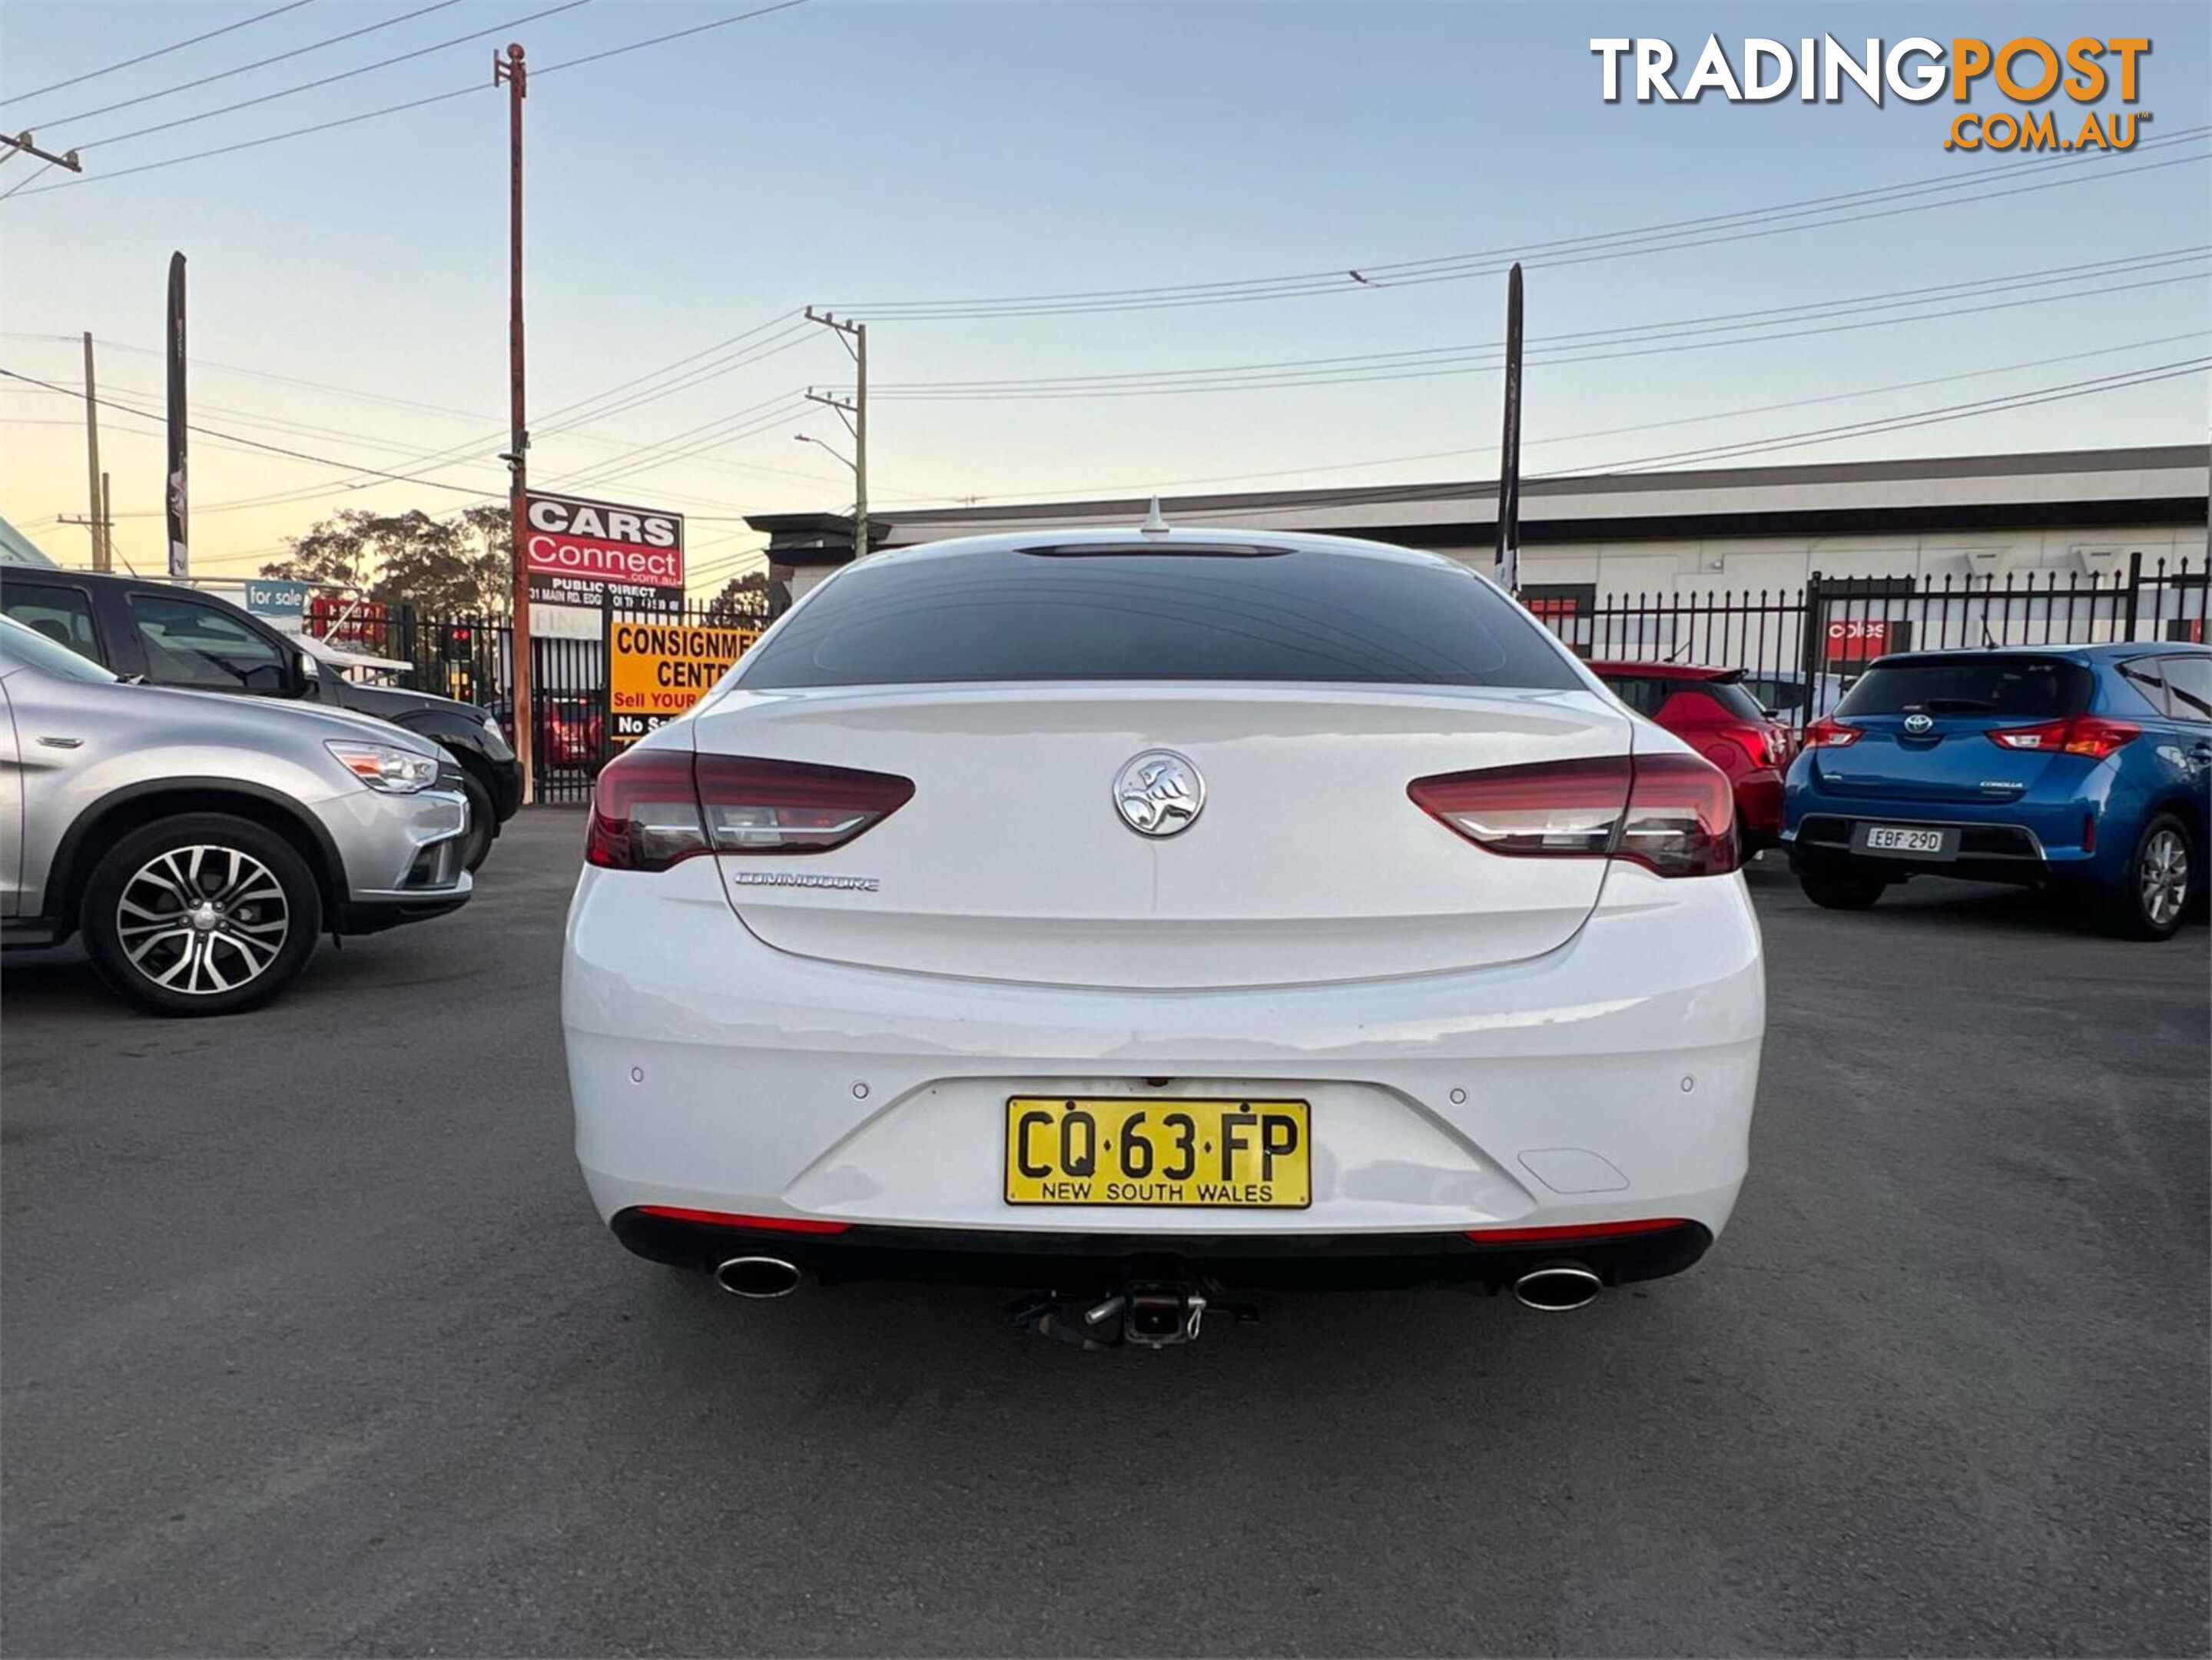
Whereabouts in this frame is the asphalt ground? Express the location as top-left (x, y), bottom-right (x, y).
top-left (3, 810), bottom-right (2207, 1657)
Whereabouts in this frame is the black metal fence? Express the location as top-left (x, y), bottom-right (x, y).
top-left (327, 600), bottom-right (757, 805)
top-left (1528, 555), bottom-right (2205, 726)
top-left (336, 558), bottom-right (2204, 804)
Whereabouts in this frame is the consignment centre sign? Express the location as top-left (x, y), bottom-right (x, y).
top-left (524, 491), bottom-right (685, 613)
top-left (606, 620), bottom-right (759, 748)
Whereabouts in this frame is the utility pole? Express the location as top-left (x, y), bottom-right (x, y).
top-left (1494, 262), bottom-right (1524, 596)
top-left (81, 332), bottom-right (108, 570)
top-left (164, 254), bottom-right (189, 577)
top-left (495, 41), bottom-right (533, 803)
top-left (804, 308), bottom-right (867, 560)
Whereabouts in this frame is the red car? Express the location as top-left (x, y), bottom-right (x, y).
top-left (542, 699), bottom-right (605, 769)
top-left (1589, 662), bottom-right (1791, 852)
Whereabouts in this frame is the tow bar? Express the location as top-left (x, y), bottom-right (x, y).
top-left (1011, 1281), bottom-right (1241, 1350)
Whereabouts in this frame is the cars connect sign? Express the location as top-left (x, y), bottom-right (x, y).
top-left (523, 490), bottom-right (685, 613)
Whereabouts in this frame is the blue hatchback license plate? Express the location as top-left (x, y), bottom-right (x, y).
top-left (1855, 823), bottom-right (1956, 858)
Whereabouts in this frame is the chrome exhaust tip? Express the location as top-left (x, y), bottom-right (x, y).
top-left (714, 1256), bottom-right (801, 1299)
top-left (1511, 1264), bottom-right (1603, 1312)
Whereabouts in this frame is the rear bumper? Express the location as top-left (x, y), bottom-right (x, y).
top-left (1735, 771), bottom-right (1784, 848)
top-left (1786, 811), bottom-right (2058, 887)
top-left (562, 858), bottom-right (1765, 1250)
top-left (609, 1210), bottom-right (1715, 1293)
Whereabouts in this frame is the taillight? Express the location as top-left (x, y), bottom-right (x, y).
top-left (1802, 716), bottom-right (1861, 748)
top-left (695, 753), bottom-right (915, 852)
top-left (1409, 751), bottom-right (1737, 877)
top-left (1715, 724), bottom-right (1779, 769)
top-left (1410, 755), bottom-right (1633, 858)
top-left (585, 750), bottom-right (710, 871)
top-left (1986, 715), bottom-right (2139, 759)
top-left (585, 749), bottom-right (914, 871)
top-left (1617, 752), bottom-right (1739, 876)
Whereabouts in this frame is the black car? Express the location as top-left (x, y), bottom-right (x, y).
top-left (0, 569), bottom-right (521, 870)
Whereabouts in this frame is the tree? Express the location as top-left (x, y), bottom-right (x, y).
top-left (261, 504), bottom-right (511, 616)
top-left (703, 569), bottom-right (784, 628)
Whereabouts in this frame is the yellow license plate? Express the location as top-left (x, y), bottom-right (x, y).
top-left (1003, 1097), bottom-right (1311, 1208)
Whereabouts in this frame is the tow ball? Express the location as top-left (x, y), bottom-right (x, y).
top-left (1091, 1283), bottom-right (1206, 1347)
top-left (1011, 1282), bottom-right (1232, 1350)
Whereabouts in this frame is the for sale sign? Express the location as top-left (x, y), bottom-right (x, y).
top-left (523, 491), bottom-right (685, 613)
top-left (606, 619), bottom-right (759, 748)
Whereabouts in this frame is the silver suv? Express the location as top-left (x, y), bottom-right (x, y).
top-left (0, 615), bottom-right (472, 1015)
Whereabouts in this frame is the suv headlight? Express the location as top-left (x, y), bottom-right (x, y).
top-left (327, 740), bottom-right (440, 793)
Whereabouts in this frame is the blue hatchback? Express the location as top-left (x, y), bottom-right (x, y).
top-left (1784, 644), bottom-right (2211, 938)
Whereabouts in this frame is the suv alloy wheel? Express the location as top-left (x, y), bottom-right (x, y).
top-left (81, 814), bottom-right (324, 1015)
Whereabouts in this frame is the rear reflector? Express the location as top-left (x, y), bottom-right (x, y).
top-left (585, 749), bottom-right (914, 871)
top-left (1464, 1217), bottom-right (1689, 1244)
top-left (1409, 750), bottom-right (1737, 878)
top-left (1986, 715), bottom-right (2140, 759)
top-left (635, 1206), bottom-right (854, 1234)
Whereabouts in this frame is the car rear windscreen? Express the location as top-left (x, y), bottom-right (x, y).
top-left (738, 546), bottom-right (1583, 689)
top-left (1836, 656), bottom-right (2091, 719)
top-left (1700, 679), bottom-right (1772, 722)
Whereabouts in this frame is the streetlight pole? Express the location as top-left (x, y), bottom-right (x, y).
top-left (794, 432), bottom-right (856, 476)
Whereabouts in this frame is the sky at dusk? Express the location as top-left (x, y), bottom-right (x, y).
top-left (2, 0), bottom-right (2207, 593)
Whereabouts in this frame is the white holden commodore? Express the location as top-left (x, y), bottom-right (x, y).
top-left (562, 523), bottom-right (1763, 1345)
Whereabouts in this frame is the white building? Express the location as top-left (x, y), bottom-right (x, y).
top-left (750, 445), bottom-right (2209, 601)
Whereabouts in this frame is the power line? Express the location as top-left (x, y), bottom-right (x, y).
top-left (264, 317), bottom-right (821, 504)
top-left (71, 0), bottom-right (594, 152)
top-left (2, 330), bottom-right (502, 423)
top-left (871, 263), bottom-right (2211, 402)
top-left (934, 331), bottom-right (2212, 506)
top-left (531, 0), bottom-right (814, 76)
top-left (1156, 360), bottom-right (2211, 523)
top-left (550, 397), bottom-right (815, 492)
top-left (536, 322), bottom-right (817, 433)
top-left (837, 131), bottom-right (2211, 320)
top-left (41, 0), bottom-right (465, 131)
top-left (8, 0), bottom-right (818, 196)
top-left (0, 367), bottom-right (497, 496)
top-left (873, 248), bottom-right (2209, 397)
top-left (5, 80), bottom-right (484, 194)
top-left (533, 309), bottom-right (801, 427)
top-left (1563, 360), bottom-right (2212, 479)
top-left (551, 390), bottom-right (808, 483)
top-left (0, 159), bottom-right (56, 200)
top-left (2, 0), bottom-right (319, 105)
top-left (1, 326), bottom-right (841, 512)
